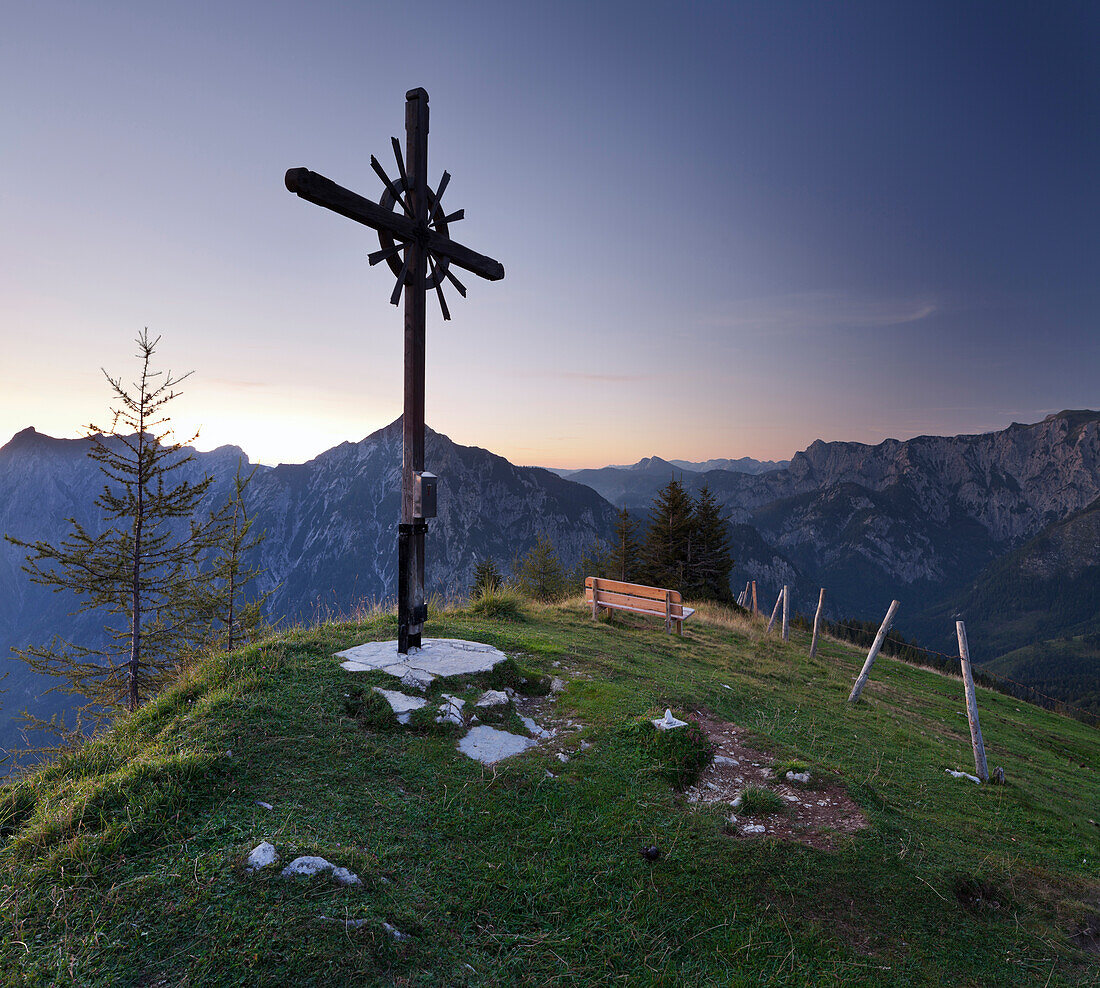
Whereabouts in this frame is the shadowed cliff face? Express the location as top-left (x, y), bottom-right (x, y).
top-left (561, 412), bottom-right (1100, 633)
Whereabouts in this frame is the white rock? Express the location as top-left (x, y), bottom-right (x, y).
top-left (519, 714), bottom-right (553, 739)
top-left (382, 921), bottom-right (410, 941)
top-left (557, 752), bottom-right (570, 763)
top-left (246, 841), bottom-right (279, 872)
top-left (783, 794), bottom-right (800, 802)
top-left (281, 856), bottom-right (361, 885)
top-left (372, 687), bottom-right (428, 724)
top-left (545, 770), bottom-right (555, 778)
top-left (255, 800), bottom-right (274, 810)
top-left (785, 770), bottom-right (811, 784)
top-left (331, 867), bottom-right (362, 886)
top-left (336, 638), bottom-right (508, 682)
top-left (550, 677), bottom-right (566, 693)
top-left (731, 796), bottom-right (743, 809)
top-left (318, 915), bottom-right (370, 928)
top-left (475, 690), bottom-right (510, 708)
top-left (714, 755), bottom-right (739, 766)
top-left (436, 694), bottom-right (466, 725)
top-left (579, 741), bottom-right (591, 751)
top-left (457, 725), bottom-right (537, 764)
top-left (946, 768), bottom-right (981, 784)
top-left (742, 823), bottom-right (766, 834)
top-left (653, 709), bottom-right (688, 730)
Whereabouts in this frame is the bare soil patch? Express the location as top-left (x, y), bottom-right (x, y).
top-left (686, 712), bottom-right (868, 850)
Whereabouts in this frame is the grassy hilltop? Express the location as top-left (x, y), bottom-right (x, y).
top-left (0, 599), bottom-right (1097, 986)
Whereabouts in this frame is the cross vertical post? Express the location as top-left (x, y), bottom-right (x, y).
top-left (399, 87), bottom-right (429, 653)
top-left (284, 86), bottom-right (503, 657)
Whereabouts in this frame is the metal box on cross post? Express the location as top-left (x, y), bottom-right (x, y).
top-left (414, 471), bottom-right (437, 519)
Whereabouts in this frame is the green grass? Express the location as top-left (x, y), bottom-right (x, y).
top-left (739, 784), bottom-right (789, 816)
top-left (0, 600), bottom-right (1098, 986)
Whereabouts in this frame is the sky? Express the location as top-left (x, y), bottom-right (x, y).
top-left (2, 1), bottom-right (1097, 469)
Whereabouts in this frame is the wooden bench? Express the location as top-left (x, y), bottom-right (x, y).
top-left (584, 577), bottom-right (696, 635)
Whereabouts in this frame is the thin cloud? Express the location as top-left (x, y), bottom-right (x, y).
top-left (704, 291), bottom-right (940, 335)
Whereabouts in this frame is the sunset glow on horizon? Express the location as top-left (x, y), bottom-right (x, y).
top-left (3, 2), bottom-right (1097, 471)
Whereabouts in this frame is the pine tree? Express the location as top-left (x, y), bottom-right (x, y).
top-left (470, 558), bottom-right (502, 599)
top-left (574, 537), bottom-right (615, 592)
top-left (514, 533), bottom-right (568, 603)
top-left (6, 330), bottom-right (225, 727)
top-left (688, 483), bottom-right (734, 601)
top-left (197, 461), bottom-right (272, 652)
top-left (640, 477), bottom-right (694, 592)
top-left (610, 508), bottom-right (640, 582)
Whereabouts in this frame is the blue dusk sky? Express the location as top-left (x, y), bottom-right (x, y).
top-left (2, 1), bottom-right (1097, 468)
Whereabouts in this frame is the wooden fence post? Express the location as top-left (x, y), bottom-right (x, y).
top-left (956, 621), bottom-right (989, 783)
top-left (766, 591), bottom-right (782, 634)
top-left (591, 578), bottom-right (599, 620)
top-left (848, 599), bottom-right (900, 703)
top-left (781, 585), bottom-right (790, 642)
top-left (751, 581), bottom-right (758, 614)
top-left (809, 588), bottom-right (825, 658)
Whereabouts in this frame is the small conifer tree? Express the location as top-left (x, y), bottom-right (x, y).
top-left (470, 558), bottom-right (502, 599)
top-left (515, 533), bottom-right (568, 603)
top-left (6, 330), bottom-right (225, 729)
top-left (610, 508), bottom-right (640, 582)
top-left (197, 461), bottom-right (272, 652)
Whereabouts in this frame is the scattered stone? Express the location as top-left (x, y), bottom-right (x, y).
top-left (400, 671), bottom-right (430, 691)
top-left (372, 687), bottom-right (429, 724)
top-left (714, 755), bottom-right (739, 766)
top-left (946, 769), bottom-right (981, 785)
top-left (519, 714), bottom-right (553, 739)
top-left (457, 725), bottom-right (537, 764)
top-left (742, 823), bottom-right (766, 834)
top-left (551, 661), bottom-right (560, 667)
top-left (255, 800), bottom-right (274, 811)
top-left (550, 677), bottom-right (566, 693)
top-left (246, 841), bottom-right (279, 872)
top-left (281, 856), bottom-right (362, 885)
top-left (783, 794), bottom-right (800, 802)
top-left (318, 915), bottom-right (370, 928)
top-left (640, 845), bottom-right (662, 861)
top-left (731, 796), bottom-right (743, 809)
top-left (336, 638), bottom-right (508, 683)
top-left (705, 782), bottom-right (719, 791)
top-left (382, 921), bottom-right (410, 941)
top-left (436, 694), bottom-right (466, 725)
top-left (475, 689), bottom-right (510, 708)
top-left (653, 709), bottom-right (688, 731)
top-left (557, 752), bottom-right (570, 763)
top-left (579, 740), bottom-right (591, 751)
top-left (545, 770), bottom-right (555, 778)
top-left (721, 684), bottom-right (732, 690)
top-left (785, 770), bottom-right (811, 784)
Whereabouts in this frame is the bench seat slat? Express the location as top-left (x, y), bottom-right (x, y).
top-left (584, 576), bottom-right (681, 604)
top-left (591, 601), bottom-right (695, 621)
top-left (587, 587), bottom-right (687, 617)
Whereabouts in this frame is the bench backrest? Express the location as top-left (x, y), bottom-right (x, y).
top-left (584, 577), bottom-right (686, 618)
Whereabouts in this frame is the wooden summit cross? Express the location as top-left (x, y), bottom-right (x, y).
top-left (285, 87), bottom-right (504, 654)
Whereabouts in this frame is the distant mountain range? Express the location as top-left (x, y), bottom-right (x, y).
top-left (0, 420), bottom-right (614, 758)
top-left (551, 455), bottom-right (788, 479)
top-left (2, 410), bottom-right (1098, 760)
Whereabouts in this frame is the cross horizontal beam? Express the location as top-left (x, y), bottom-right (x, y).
top-left (285, 167), bottom-right (505, 282)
